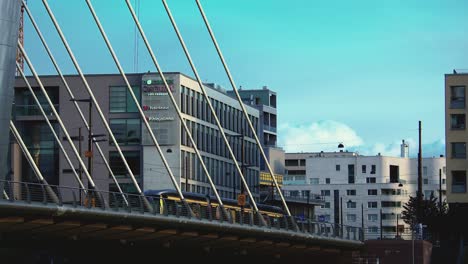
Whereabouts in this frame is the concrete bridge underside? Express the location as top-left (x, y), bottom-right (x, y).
top-left (0, 202), bottom-right (361, 263)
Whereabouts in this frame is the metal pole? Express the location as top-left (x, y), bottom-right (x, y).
top-left (79, 127), bottom-right (82, 203)
top-left (417, 120), bottom-right (422, 222)
top-left (160, 0), bottom-right (265, 225)
top-left (380, 209), bottom-right (383, 239)
top-left (87, 98), bottom-right (92, 189)
top-left (16, 65), bottom-right (86, 191)
top-left (193, 0), bottom-right (292, 218)
top-left (439, 168), bottom-right (442, 213)
top-left (9, 121), bottom-right (59, 204)
top-left (361, 203), bottom-right (365, 241)
top-left (340, 197), bottom-right (343, 237)
top-left (22, 0), bottom-right (127, 204)
top-left (396, 214), bottom-right (399, 238)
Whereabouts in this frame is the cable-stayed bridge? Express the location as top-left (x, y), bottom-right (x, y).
top-left (0, 1), bottom-right (363, 262)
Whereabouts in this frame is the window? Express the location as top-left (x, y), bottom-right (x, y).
top-left (390, 165), bottom-right (399, 183)
top-left (452, 142), bottom-right (466, 159)
top-left (347, 201), bottom-right (357, 209)
top-left (452, 170), bottom-right (467, 193)
top-left (451, 86), bottom-right (466, 109)
top-left (423, 166), bottom-right (428, 176)
top-left (368, 201), bottom-right (378, 208)
top-left (299, 159), bottom-right (306, 166)
top-left (323, 215), bottom-right (331, 222)
top-left (110, 86), bottom-right (140, 113)
top-left (370, 165), bottom-right (376, 174)
top-left (321, 190), bottom-right (331, 196)
top-left (109, 151), bottom-right (140, 178)
top-left (110, 119), bottom-right (140, 145)
top-left (368, 226), bottom-right (378, 233)
top-left (381, 201), bottom-right (401, 208)
top-left (367, 214), bottom-right (378, 222)
top-left (423, 178), bottom-right (428, 184)
top-left (285, 159), bottom-right (299, 166)
top-left (309, 178), bottom-right (319, 184)
top-left (325, 178), bottom-right (331, 184)
top-left (368, 189), bottom-right (377, 195)
top-left (451, 114), bottom-right (466, 130)
top-left (366, 177), bottom-right (376, 183)
top-left (362, 165), bottom-right (366, 173)
top-left (442, 178), bottom-right (446, 184)
top-left (347, 190), bottom-right (356, 196)
top-left (336, 164), bottom-right (340, 171)
top-left (321, 202), bottom-right (331, 209)
top-left (348, 164), bottom-right (355, 184)
top-left (346, 214), bottom-right (356, 222)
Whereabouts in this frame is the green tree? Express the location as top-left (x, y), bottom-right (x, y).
top-left (401, 193), bottom-right (447, 230)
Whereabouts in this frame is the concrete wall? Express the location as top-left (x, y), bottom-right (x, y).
top-left (0, 0), bottom-right (21, 181)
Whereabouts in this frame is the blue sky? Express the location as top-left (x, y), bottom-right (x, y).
top-left (24, 0), bottom-right (468, 157)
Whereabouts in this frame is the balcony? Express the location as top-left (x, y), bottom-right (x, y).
top-left (15, 104), bottom-right (59, 117)
top-left (263, 124), bottom-right (277, 133)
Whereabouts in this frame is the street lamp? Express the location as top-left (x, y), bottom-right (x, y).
top-left (70, 97), bottom-right (93, 189)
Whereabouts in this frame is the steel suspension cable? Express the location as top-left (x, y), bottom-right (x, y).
top-left (194, 0), bottom-right (293, 218)
top-left (18, 42), bottom-right (99, 192)
top-left (40, 0), bottom-right (149, 211)
top-left (115, 0), bottom-right (232, 220)
top-left (160, 0), bottom-right (265, 225)
top-left (21, 1), bottom-right (127, 206)
top-left (86, 0), bottom-right (196, 217)
top-left (16, 64), bottom-right (86, 191)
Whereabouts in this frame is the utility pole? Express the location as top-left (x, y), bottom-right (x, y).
top-left (340, 197), bottom-right (343, 237)
top-left (361, 203), bottom-right (365, 241)
top-left (417, 121), bottom-right (423, 223)
top-left (439, 168), bottom-right (442, 213)
top-left (185, 156), bottom-right (189, 192)
top-left (380, 209), bottom-right (383, 239)
top-left (241, 127), bottom-right (245, 196)
top-left (78, 127), bottom-right (82, 203)
top-left (87, 97), bottom-right (93, 190)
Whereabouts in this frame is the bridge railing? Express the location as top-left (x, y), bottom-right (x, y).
top-left (0, 180), bottom-right (363, 242)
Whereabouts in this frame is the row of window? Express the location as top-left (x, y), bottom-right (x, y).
top-left (319, 200), bottom-right (401, 209)
top-left (285, 159), bottom-right (306, 167)
top-left (336, 164), bottom-right (376, 174)
top-left (181, 120), bottom-right (259, 167)
top-left (180, 86), bottom-right (259, 138)
top-left (181, 150), bottom-right (259, 191)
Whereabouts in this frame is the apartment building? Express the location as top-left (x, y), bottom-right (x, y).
top-left (284, 145), bottom-right (446, 239)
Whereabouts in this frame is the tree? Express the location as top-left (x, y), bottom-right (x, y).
top-left (401, 193), bottom-right (446, 230)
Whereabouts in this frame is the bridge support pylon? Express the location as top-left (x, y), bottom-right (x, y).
top-left (0, 1), bottom-right (21, 185)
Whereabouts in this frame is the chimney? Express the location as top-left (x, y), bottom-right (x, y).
top-left (262, 85), bottom-right (268, 90)
top-left (401, 140), bottom-right (409, 158)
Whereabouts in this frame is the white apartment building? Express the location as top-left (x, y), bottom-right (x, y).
top-left (284, 142), bottom-right (446, 239)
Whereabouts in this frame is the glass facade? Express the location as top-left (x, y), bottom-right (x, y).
top-left (110, 86), bottom-right (141, 113)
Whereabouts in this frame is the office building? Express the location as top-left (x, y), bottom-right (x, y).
top-left (227, 86), bottom-right (284, 196)
top-left (12, 72), bottom-right (261, 199)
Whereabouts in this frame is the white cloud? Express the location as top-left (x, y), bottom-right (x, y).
top-left (278, 120), bottom-right (363, 153)
top-left (278, 120), bottom-right (445, 158)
